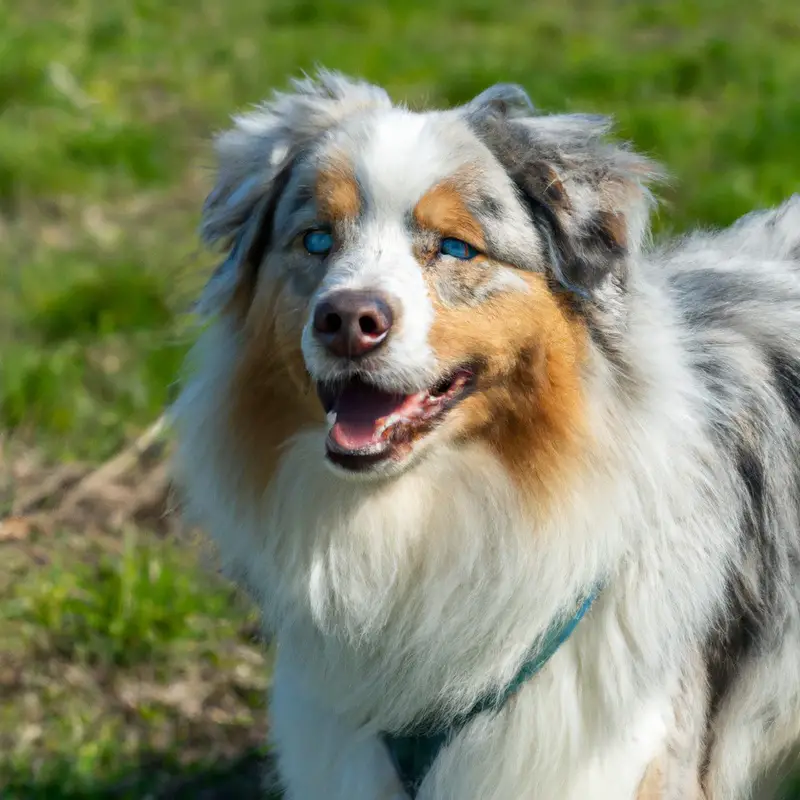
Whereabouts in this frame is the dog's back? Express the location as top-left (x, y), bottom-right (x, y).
top-left (662, 196), bottom-right (800, 797)
top-left (173, 71), bottom-right (800, 799)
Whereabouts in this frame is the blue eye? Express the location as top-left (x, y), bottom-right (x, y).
top-left (303, 230), bottom-right (334, 255)
top-left (439, 237), bottom-right (479, 260)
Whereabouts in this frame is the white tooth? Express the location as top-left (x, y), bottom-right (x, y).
top-left (326, 411), bottom-right (337, 426)
top-left (376, 413), bottom-right (401, 437)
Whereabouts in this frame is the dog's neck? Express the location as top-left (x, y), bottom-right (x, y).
top-left (246, 431), bottom-right (627, 733)
top-left (380, 585), bottom-right (603, 798)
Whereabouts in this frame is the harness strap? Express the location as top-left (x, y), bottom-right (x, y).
top-left (380, 588), bottom-right (600, 798)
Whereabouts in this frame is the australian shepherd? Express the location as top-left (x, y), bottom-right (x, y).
top-left (173, 71), bottom-right (800, 799)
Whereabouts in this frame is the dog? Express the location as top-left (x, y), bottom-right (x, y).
top-left (172, 70), bottom-right (800, 799)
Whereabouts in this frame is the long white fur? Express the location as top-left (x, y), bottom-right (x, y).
top-left (174, 285), bottom-right (731, 799)
top-left (174, 72), bottom-right (800, 799)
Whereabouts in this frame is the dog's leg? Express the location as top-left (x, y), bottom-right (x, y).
top-left (637, 658), bottom-right (708, 800)
top-left (703, 627), bottom-right (800, 800)
top-left (635, 760), bottom-right (665, 799)
top-left (636, 759), bottom-right (706, 800)
top-left (269, 645), bottom-right (409, 800)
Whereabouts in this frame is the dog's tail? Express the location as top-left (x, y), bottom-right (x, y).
top-left (770, 194), bottom-right (800, 263)
top-left (724, 194), bottom-right (800, 264)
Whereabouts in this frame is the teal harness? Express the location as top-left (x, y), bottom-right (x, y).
top-left (380, 589), bottom-right (600, 798)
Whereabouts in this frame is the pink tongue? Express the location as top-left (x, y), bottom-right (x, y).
top-left (330, 382), bottom-right (411, 451)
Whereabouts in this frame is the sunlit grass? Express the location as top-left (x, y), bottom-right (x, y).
top-left (0, 529), bottom-right (270, 796)
top-left (2, 0), bottom-right (800, 456)
top-left (1, 0), bottom-right (799, 795)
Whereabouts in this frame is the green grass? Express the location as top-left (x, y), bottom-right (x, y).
top-left (0, 527), bottom-right (273, 796)
top-left (1, 0), bottom-right (799, 795)
top-left (3, 0), bottom-right (800, 458)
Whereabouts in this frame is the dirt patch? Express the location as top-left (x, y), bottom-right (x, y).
top-left (0, 419), bottom-right (274, 798)
top-left (2, 415), bottom-right (177, 537)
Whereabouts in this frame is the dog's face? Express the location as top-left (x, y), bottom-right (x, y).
top-left (198, 74), bottom-right (658, 492)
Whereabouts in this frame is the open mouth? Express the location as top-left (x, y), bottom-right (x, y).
top-left (317, 367), bottom-right (476, 472)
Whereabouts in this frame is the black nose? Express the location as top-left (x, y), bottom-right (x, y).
top-left (312, 290), bottom-right (394, 358)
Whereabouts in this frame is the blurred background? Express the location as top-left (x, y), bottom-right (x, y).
top-left (1, 0), bottom-right (799, 797)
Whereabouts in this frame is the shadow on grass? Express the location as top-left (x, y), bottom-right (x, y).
top-left (1, 749), bottom-right (281, 800)
top-left (5, 750), bottom-right (800, 800)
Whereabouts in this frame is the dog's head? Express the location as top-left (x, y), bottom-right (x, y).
top-left (194, 71), bottom-right (660, 492)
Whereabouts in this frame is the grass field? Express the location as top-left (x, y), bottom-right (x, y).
top-left (1, 0), bottom-right (799, 796)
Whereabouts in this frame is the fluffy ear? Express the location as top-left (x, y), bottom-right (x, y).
top-left (463, 82), bottom-right (536, 120)
top-left (196, 70), bottom-right (392, 315)
top-left (465, 86), bottom-right (664, 298)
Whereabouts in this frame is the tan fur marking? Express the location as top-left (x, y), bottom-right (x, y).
top-left (414, 182), bottom-right (486, 250)
top-left (637, 760), bottom-right (665, 799)
top-left (226, 277), bottom-right (322, 496)
top-left (531, 161), bottom-right (571, 211)
top-left (597, 209), bottom-right (629, 250)
top-left (315, 156), bottom-right (361, 223)
top-left (427, 270), bottom-right (588, 503)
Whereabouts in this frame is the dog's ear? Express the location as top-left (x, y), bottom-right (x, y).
top-left (464, 86), bottom-right (664, 298)
top-left (463, 83), bottom-right (537, 120)
top-left (197, 70), bottom-right (392, 315)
